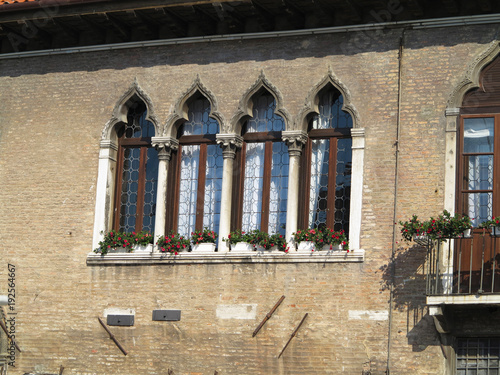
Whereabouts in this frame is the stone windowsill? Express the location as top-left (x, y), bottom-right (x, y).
top-left (86, 249), bottom-right (365, 265)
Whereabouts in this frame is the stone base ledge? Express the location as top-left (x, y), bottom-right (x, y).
top-left (86, 249), bottom-right (365, 265)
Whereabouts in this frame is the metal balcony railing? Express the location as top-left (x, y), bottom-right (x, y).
top-left (425, 232), bottom-right (500, 296)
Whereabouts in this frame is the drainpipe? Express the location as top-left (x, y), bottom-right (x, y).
top-left (386, 28), bottom-right (406, 375)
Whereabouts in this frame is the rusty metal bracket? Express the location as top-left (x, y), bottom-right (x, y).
top-left (278, 313), bottom-right (308, 358)
top-left (252, 295), bottom-right (285, 337)
top-left (97, 317), bottom-right (128, 356)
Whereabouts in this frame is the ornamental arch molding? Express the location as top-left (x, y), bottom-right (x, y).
top-left (296, 70), bottom-right (359, 132)
top-left (101, 79), bottom-right (159, 141)
top-left (229, 71), bottom-right (291, 134)
top-left (447, 41), bottom-right (500, 110)
top-left (164, 75), bottom-right (225, 137)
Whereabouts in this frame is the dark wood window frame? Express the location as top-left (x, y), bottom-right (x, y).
top-left (167, 134), bottom-right (218, 234)
top-left (113, 134), bottom-right (154, 233)
top-left (298, 127), bottom-right (351, 230)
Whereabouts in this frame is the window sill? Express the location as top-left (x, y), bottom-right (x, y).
top-left (86, 249), bottom-right (365, 265)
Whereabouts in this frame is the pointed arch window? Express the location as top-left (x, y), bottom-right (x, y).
top-left (234, 92), bottom-right (288, 236)
top-left (114, 101), bottom-right (158, 233)
top-left (299, 86), bottom-right (352, 232)
top-left (168, 96), bottom-right (223, 237)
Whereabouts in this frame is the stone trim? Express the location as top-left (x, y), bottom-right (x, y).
top-left (87, 249), bottom-right (365, 265)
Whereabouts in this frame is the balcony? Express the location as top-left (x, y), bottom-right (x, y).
top-left (426, 232), bottom-right (500, 308)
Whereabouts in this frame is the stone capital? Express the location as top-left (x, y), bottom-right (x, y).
top-left (216, 133), bottom-right (243, 159)
top-left (282, 130), bottom-right (308, 157)
top-left (151, 136), bottom-right (179, 161)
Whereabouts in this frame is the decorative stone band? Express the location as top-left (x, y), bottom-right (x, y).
top-left (151, 136), bottom-right (179, 161)
top-left (282, 130), bottom-right (308, 157)
top-left (216, 133), bottom-right (243, 159)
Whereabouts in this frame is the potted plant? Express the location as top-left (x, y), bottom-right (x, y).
top-left (131, 230), bottom-right (154, 252)
top-left (191, 227), bottom-right (218, 252)
top-left (246, 229), bottom-right (270, 251)
top-left (322, 228), bottom-right (349, 251)
top-left (94, 230), bottom-right (134, 255)
top-left (223, 229), bottom-right (253, 252)
top-left (400, 210), bottom-right (472, 242)
top-left (293, 229), bottom-right (320, 252)
top-left (268, 233), bottom-right (288, 252)
top-left (479, 216), bottom-right (500, 236)
top-left (156, 232), bottom-right (190, 254)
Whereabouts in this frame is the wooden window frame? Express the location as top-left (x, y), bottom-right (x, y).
top-left (113, 135), bottom-right (153, 233)
top-left (298, 127), bottom-right (351, 230)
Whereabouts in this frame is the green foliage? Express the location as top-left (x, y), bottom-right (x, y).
top-left (293, 228), bottom-right (348, 250)
top-left (157, 232), bottom-right (190, 254)
top-left (399, 210), bottom-right (472, 242)
top-left (94, 230), bottom-right (153, 255)
top-left (223, 229), bottom-right (251, 244)
top-left (191, 227), bottom-right (218, 244)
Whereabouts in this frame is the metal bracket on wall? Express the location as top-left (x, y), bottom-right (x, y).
top-left (252, 295), bottom-right (285, 337)
top-left (97, 317), bottom-right (128, 356)
top-left (278, 313), bottom-right (308, 358)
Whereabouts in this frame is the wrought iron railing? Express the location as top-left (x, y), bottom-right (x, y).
top-left (425, 232), bottom-right (500, 296)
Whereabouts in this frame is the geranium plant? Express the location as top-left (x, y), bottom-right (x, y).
top-left (269, 233), bottom-right (288, 252)
top-left (94, 230), bottom-right (154, 255)
top-left (246, 229), bottom-right (270, 249)
top-left (293, 228), bottom-right (348, 250)
top-left (400, 210), bottom-right (472, 242)
top-left (191, 227), bottom-right (218, 245)
top-left (479, 216), bottom-right (500, 229)
top-left (157, 232), bottom-right (190, 254)
top-left (223, 229), bottom-right (251, 245)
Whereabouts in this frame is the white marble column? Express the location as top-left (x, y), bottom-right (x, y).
top-left (216, 134), bottom-right (243, 252)
top-left (282, 131), bottom-right (308, 249)
top-left (152, 137), bottom-right (179, 248)
top-left (349, 128), bottom-right (365, 252)
top-left (92, 140), bottom-right (118, 250)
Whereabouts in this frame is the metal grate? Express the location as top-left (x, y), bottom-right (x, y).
top-left (457, 338), bottom-right (500, 375)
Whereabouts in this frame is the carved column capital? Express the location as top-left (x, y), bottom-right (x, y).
top-left (151, 136), bottom-right (179, 161)
top-left (282, 131), bottom-right (308, 157)
top-left (216, 133), bottom-right (243, 159)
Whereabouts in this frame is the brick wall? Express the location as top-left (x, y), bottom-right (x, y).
top-left (0, 24), bottom-right (497, 374)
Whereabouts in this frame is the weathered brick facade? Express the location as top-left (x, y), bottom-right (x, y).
top-left (0, 19), bottom-right (499, 375)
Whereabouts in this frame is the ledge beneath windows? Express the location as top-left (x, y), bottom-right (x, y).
top-left (86, 249), bottom-right (365, 266)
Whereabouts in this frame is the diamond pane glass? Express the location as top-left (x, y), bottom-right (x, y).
top-left (142, 147), bottom-right (158, 232)
top-left (245, 94), bottom-right (285, 133)
top-left (464, 155), bottom-right (494, 191)
top-left (181, 97), bottom-right (219, 135)
top-left (309, 139), bottom-right (330, 228)
top-left (203, 144), bottom-right (223, 233)
top-left (335, 138), bottom-right (352, 232)
top-left (125, 102), bottom-right (155, 138)
top-left (465, 192), bottom-right (493, 227)
top-left (178, 145), bottom-right (200, 237)
top-left (119, 147), bottom-right (141, 232)
top-left (311, 91), bottom-right (352, 130)
top-left (268, 142), bottom-right (289, 235)
top-left (242, 143), bottom-right (265, 232)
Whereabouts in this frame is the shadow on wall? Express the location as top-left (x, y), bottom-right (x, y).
top-left (379, 244), bottom-right (441, 351)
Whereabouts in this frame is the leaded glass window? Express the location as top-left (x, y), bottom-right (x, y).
top-left (174, 97), bottom-right (223, 237)
top-left (115, 101), bottom-right (158, 233)
top-left (240, 92), bottom-right (288, 236)
top-left (301, 87), bottom-right (352, 233)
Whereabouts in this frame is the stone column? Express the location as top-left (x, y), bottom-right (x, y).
top-left (216, 134), bottom-right (243, 252)
top-left (152, 137), bottom-right (179, 248)
top-left (282, 131), bottom-right (308, 249)
top-left (92, 140), bottom-right (118, 250)
top-left (349, 128), bottom-right (365, 252)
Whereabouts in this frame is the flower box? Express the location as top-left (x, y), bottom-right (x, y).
top-left (230, 242), bottom-right (253, 252)
top-left (192, 243), bottom-right (217, 252)
top-left (297, 241), bottom-right (315, 252)
top-left (107, 247), bottom-right (129, 253)
top-left (133, 244), bottom-right (154, 252)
